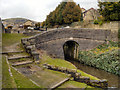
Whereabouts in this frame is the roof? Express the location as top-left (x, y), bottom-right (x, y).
top-left (82, 8), bottom-right (98, 14)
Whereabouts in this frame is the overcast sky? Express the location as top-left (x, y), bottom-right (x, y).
top-left (0, 0), bottom-right (99, 22)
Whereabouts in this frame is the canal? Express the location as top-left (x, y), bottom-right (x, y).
top-left (70, 60), bottom-right (120, 88)
top-left (63, 40), bottom-right (119, 88)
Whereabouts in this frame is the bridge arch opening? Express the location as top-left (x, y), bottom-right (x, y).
top-left (63, 40), bottom-right (79, 61)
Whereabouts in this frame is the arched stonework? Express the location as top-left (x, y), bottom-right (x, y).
top-left (63, 40), bottom-right (79, 60)
top-left (26, 28), bottom-right (111, 59)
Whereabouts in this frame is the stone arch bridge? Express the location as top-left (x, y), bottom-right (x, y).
top-left (22, 28), bottom-right (111, 60)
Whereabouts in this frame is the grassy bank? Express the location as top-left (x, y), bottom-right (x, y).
top-left (41, 54), bottom-right (76, 69)
top-left (40, 53), bottom-right (100, 81)
top-left (2, 33), bottom-right (29, 50)
top-left (2, 56), bottom-right (17, 88)
top-left (58, 80), bottom-right (91, 88)
top-left (11, 67), bottom-right (40, 88)
top-left (78, 41), bottom-right (120, 75)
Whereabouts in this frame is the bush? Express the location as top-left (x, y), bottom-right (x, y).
top-left (78, 41), bottom-right (120, 75)
top-left (94, 20), bottom-right (99, 24)
top-left (98, 21), bottom-right (103, 25)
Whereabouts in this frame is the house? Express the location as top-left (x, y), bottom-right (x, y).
top-left (81, 8), bottom-right (86, 13)
top-left (82, 8), bottom-right (100, 22)
top-left (24, 20), bottom-right (35, 27)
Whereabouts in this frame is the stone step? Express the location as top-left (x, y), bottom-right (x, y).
top-left (8, 56), bottom-right (31, 60)
top-left (2, 51), bottom-right (24, 54)
top-left (12, 61), bottom-right (33, 66)
top-left (50, 77), bottom-right (70, 89)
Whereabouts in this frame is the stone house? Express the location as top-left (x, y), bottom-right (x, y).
top-left (82, 8), bottom-right (100, 22)
top-left (81, 8), bottom-right (86, 13)
top-left (24, 20), bottom-right (35, 27)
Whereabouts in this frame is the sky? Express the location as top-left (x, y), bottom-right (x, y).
top-left (0, 0), bottom-right (99, 22)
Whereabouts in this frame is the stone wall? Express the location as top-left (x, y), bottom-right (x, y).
top-left (83, 21), bottom-right (120, 32)
top-left (21, 38), bottom-right (39, 61)
top-left (24, 28), bottom-right (111, 59)
top-left (36, 38), bottom-right (104, 59)
top-left (35, 28), bottom-right (111, 43)
top-left (23, 31), bottom-right (41, 36)
top-left (81, 21), bottom-right (120, 41)
top-left (43, 64), bottom-right (108, 88)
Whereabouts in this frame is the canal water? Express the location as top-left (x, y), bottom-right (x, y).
top-left (70, 60), bottom-right (120, 88)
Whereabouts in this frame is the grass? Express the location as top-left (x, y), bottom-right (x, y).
top-left (2, 55), bottom-right (17, 88)
top-left (11, 67), bottom-right (40, 88)
top-left (41, 53), bottom-right (100, 81)
top-left (2, 33), bottom-right (29, 50)
top-left (41, 54), bottom-right (76, 69)
top-left (58, 80), bottom-right (88, 88)
top-left (77, 70), bottom-right (100, 80)
top-left (58, 80), bottom-right (102, 90)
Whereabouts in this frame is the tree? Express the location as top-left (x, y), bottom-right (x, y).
top-left (44, 1), bottom-right (82, 27)
top-left (62, 2), bottom-right (81, 24)
top-left (98, 1), bottom-right (120, 21)
top-left (35, 22), bottom-right (40, 28)
top-left (41, 21), bottom-right (45, 28)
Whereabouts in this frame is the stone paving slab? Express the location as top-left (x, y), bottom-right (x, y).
top-left (8, 56), bottom-right (30, 60)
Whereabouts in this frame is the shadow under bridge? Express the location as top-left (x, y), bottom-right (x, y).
top-left (63, 40), bottom-right (79, 61)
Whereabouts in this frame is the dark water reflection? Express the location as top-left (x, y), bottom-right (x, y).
top-left (70, 60), bottom-right (120, 88)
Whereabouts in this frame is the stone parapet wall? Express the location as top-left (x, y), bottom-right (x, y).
top-left (21, 28), bottom-right (112, 59)
top-left (83, 21), bottom-right (120, 32)
top-left (21, 38), bottom-right (39, 61)
top-left (35, 28), bottom-right (111, 44)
